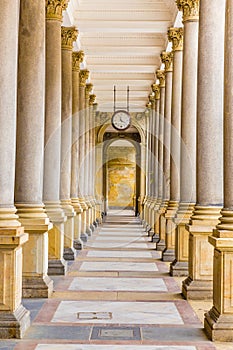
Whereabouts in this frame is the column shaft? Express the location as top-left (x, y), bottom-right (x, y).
top-left (171, 0), bottom-right (199, 277)
top-left (0, 0), bottom-right (30, 338)
top-left (158, 52), bottom-right (173, 253)
top-left (44, 0), bottom-right (68, 276)
top-left (204, 0), bottom-right (233, 341)
top-left (183, 0), bottom-right (225, 300)
top-left (71, 51), bottom-right (84, 250)
top-left (60, 26), bottom-right (78, 261)
top-left (16, 0), bottom-right (53, 298)
top-left (163, 28), bottom-right (183, 262)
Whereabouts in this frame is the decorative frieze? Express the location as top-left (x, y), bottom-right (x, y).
top-left (160, 51), bottom-right (173, 72)
top-left (72, 51), bottom-right (84, 72)
top-left (176, 0), bottom-right (200, 22)
top-left (46, 0), bottom-right (69, 21)
top-left (79, 69), bottom-right (90, 87)
top-left (61, 26), bottom-right (78, 50)
top-left (168, 27), bottom-right (184, 51)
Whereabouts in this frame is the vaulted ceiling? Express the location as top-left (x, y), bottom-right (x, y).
top-left (64, 0), bottom-right (179, 112)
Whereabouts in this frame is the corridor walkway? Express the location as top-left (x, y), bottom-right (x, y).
top-left (0, 211), bottom-right (226, 349)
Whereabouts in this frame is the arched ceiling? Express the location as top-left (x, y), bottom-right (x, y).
top-left (64, 0), bottom-right (179, 112)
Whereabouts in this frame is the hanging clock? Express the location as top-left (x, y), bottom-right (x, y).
top-left (111, 86), bottom-right (131, 131)
top-left (111, 109), bottom-right (131, 131)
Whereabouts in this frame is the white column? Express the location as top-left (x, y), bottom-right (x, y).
top-left (0, 0), bottom-right (30, 338)
top-left (204, 0), bottom-right (233, 341)
top-left (44, 0), bottom-right (68, 276)
top-left (71, 51), bottom-right (84, 250)
top-left (159, 51), bottom-right (173, 254)
top-left (171, 0), bottom-right (199, 277)
top-left (183, 0), bottom-right (225, 300)
top-left (163, 28), bottom-right (183, 262)
top-left (16, 0), bottom-right (53, 298)
top-left (60, 26), bottom-right (78, 261)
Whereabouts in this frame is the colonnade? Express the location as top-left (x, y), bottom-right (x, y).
top-left (143, 0), bottom-right (233, 342)
top-left (0, 0), bottom-right (100, 338)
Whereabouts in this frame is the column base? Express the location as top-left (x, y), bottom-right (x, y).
top-left (204, 306), bottom-right (233, 342)
top-left (182, 276), bottom-right (213, 300)
top-left (151, 233), bottom-right (159, 243)
top-left (22, 274), bottom-right (53, 298)
top-left (170, 260), bottom-right (188, 277)
top-left (162, 248), bottom-right (175, 262)
top-left (63, 247), bottom-right (76, 261)
top-left (48, 259), bottom-right (67, 276)
top-left (90, 223), bottom-right (95, 232)
top-left (81, 232), bottom-right (88, 242)
top-left (73, 238), bottom-right (83, 250)
top-left (86, 226), bottom-right (92, 236)
top-left (0, 304), bottom-right (30, 339)
top-left (156, 239), bottom-right (166, 251)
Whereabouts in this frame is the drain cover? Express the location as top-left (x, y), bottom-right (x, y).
top-left (91, 326), bottom-right (141, 340)
top-left (77, 312), bottom-right (112, 320)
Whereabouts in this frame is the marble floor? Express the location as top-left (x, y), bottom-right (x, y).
top-left (1, 210), bottom-right (229, 349)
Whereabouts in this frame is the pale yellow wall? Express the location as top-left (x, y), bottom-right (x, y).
top-left (107, 146), bottom-right (136, 208)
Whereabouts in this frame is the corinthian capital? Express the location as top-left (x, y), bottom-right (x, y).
top-left (89, 94), bottom-right (96, 105)
top-left (160, 51), bottom-right (173, 72)
top-left (72, 51), bottom-right (84, 71)
top-left (61, 26), bottom-right (78, 50)
top-left (45, 0), bottom-right (69, 21)
top-left (156, 70), bottom-right (165, 88)
top-left (79, 69), bottom-right (90, 87)
top-left (176, 0), bottom-right (200, 22)
top-left (152, 84), bottom-right (160, 100)
top-left (168, 27), bottom-right (183, 51)
top-left (85, 83), bottom-right (93, 99)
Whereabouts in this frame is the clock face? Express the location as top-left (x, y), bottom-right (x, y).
top-left (111, 110), bottom-right (131, 131)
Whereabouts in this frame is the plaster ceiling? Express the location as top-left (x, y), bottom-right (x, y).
top-left (64, 0), bottom-right (179, 112)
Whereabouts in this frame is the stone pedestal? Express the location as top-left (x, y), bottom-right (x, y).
top-left (170, 203), bottom-right (194, 276)
top-left (46, 202), bottom-right (67, 275)
top-left (162, 201), bottom-right (178, 262)
top-left (0, 228), bottom-right (30, 338)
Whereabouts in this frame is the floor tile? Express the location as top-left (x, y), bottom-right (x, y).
top-left (86, 250), bottom-right (154, 258)
top-left (68, 277), bottom-right (167, 292)
top-left (79, 261), bottom-right (158, 272)
top-left (51, 301), bottom-right (184, 325)
top-left (35, 345), bottom-right (197, 350)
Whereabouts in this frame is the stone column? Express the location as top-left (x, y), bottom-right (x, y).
top-left (155, 70), bottom-right (166, 250)
top-left (84, 83), bottom-right (94, 235)
top-left (159, 52), bottom-right (173, 252)
top-left (89, 95), bottom-right (97, 227)
top-left (15, 0), bottom-right (53, 298)
top-left (183, 0), bottom-right (225, 300)
top-left (44, 0), bottom-right (68, 276)
top-left (151, 84), bottom-right (160, 242)
top-left (71, 51), bottom-right (84, 250)
top-left (205, 1), bottom-right (233, 340)
top-left (60, 26), bottom-right (78, 260)
top-left (171, 0), bottom-right (199, 276)
top-left (79, 69), bottom-right (90, 240)
top-left (144, 103), bottom-right (152, 226)
top-left (162, 28), bottom-right (183, 262)
top-left (148, 95), bottom-right (156, 231)
top-left (0, 0), bottom-right (30, 338)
